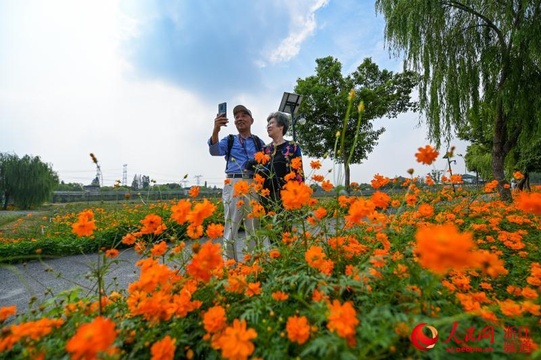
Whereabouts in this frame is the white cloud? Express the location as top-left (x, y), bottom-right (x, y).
top-left (267, 0), bottom-right (329, 64)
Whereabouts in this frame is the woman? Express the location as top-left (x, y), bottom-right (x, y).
top-left (257, 111), bottom-right (304, 212)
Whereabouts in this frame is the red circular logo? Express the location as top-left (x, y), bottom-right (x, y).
top-left (410, 323), bottom-right (439, 351)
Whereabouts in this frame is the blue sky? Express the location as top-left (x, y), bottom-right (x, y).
top-left (0, 0), bottom-right (468, 188)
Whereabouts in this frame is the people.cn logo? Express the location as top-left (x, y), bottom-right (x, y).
top-left (410, 323), bottom-right (439, 351)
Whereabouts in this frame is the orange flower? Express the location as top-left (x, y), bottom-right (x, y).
top-left (415, 145), bottom-right (439, 165)
top-left (186, 242), bottom-right (224, 282)
top-left (371, 174), bottom-right (390, 189)
top-left (311, 174), bottom-right (324, 182)
top-left (313, 206), bottom-right (327, 220)
top-left (513, 171), bottom-right (524, 180)
top-left (344, 198), bottom-right (375, 225)
top-left (171, 199), bottom-right (192, 224)
top-left (188, 186), bottom-right (200, 198)
top-left (307, 160), bottom-right (320, 170)
top-left (0, 305), bottom-right (16, 322)
top-left (321, 180), bottom-right (334, 192)
top-left (370, 191), bottom-right (391, 209)
top-left (414, 223), bottom-right (477, 275)
top-left (203, 305), bottom-right (227, 334)
top-left (417, 203), bottom-right (434, 218)
top-left (206, 223), bottom-right (225, 239)
top-left (516, 191), bottom-right (541, 215)
top-left (271, 291), bottom-right (289, 301)
top-left (216, 319), bottom-right (257, 360)
top-left (140, 214), bottom-right (167, 235)
top-left (71, 210), bottom-right (96, 237)
top-left (286, 315), bottom-right (311, 345)
top-left (254, 151), bottom-right (270, 165)
top-left (151, 241), bottom-right (168, 257)
top-left (188, 199), bottom-right (217, 227)
top-left (151, 335), bottom-right (176, 360)
top-left (233, 180), bottom-right (250, 197)
top-left (281, 181), bottom-right (313, 210)
top-left (498, 299), bottom-right (523, 317)
top-left (327, 300), bottom-right (359, 339)
top-left (105, 249), bottom-right (119, 259)
top-left (66, 316), bottom-right (117, 360)
top-left (245, 282), bottom-right (262, 297)
top-left (289, 157), bottom-right (302, 171)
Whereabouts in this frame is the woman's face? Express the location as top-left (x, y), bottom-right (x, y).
top-left (267, 118), bottom-right (283, 139)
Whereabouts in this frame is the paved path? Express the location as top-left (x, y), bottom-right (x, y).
top-left (0, 248), bottom-right (143, 314)
top-left (0, 234), bottom-right (253, 316)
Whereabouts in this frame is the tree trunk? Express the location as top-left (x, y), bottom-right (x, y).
top-left (492, 101), bottom-right (512, 202)
top-left (517, 172), bottom-right (531, 191)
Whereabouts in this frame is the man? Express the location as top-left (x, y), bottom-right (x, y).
top-left (208, 105), bottom-right (265, 260)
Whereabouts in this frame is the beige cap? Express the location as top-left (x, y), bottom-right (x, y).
top-left (233, 105), bottom-right (252, 117)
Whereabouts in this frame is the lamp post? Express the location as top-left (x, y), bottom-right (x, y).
top-left (278, 92), bottom-right (303, 141)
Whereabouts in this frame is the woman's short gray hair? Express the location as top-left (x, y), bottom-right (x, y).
top-left (267, 111), bottom-right (290, 135)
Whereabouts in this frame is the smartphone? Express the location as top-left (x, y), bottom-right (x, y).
top-left (218, 102), bottom-right (227, 117)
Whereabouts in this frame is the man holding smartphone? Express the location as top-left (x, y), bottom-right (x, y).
top-left (208, 104), bottom-right (265, 261)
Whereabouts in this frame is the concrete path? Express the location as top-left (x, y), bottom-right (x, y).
top-left (0, 248), bottom-right (143, 314)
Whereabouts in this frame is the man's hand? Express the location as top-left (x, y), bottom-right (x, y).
top-left (211, 114), bottom-right (228, 144)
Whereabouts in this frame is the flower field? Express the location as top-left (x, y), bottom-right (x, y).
top-left (1, 146), bottom-right (541, 359)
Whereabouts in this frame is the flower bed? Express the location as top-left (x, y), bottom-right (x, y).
top-left (1, 147), bottom-right (540, 359)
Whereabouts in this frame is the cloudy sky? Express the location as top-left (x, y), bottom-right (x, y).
top-left (1, 0), bottom-right (468, 188)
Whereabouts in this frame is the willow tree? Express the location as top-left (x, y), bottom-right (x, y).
top-left (376, 0), bottom-right (541, 201)
top-left (0, 153), bottom-right (59, 209)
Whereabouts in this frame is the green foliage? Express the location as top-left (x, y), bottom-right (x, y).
top-left (376, 0), bottom-right (541, 200)
top-left (0, 153), bottom-right (59, 210)
top-left (294, 57), bottom-right (419, 187)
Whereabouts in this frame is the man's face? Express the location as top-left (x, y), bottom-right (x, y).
top-left (234, 111), bottom-right (253, 131)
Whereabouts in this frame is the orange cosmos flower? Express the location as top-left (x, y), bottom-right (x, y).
top-left (66, 316), bottom-right (117, 360)
top-left (71, 210), bottom-right (96, 237)
top-left (171, 199), bottom-right (191, 224)
top-left (122, 233), bottom-right (137, 245)
top-left (484, 180), bottom-right (499, 193)
top-left (254, 151), bottom-right (270, 165)
top-left (498, 299), bottom-right (523, 317)
top-left (414, 223), bottom-right (477, 275)
top-left (310, 160), bottom-right (322, 169)
top-left (233, 180), bottom-right (250, 197)
top-left (281, 181), bottom-right (313, 210)
top-left (245, 282), bottom-right (262, 297)
top-left (327, 300), bottom-right (359, 339)
top-left (271, 291), bottom-right (289, 301)
top-left (188, 186), bottom-right (200, 198)
top-left (415, 145), bottom-right (439, 165)
top-left (516, 191), bottom-right (541, 215)
top-left (151, 241), bottom-right (168, 257)
top-left (321, 180), bottom-right (334, 192)
top-left (286, 315), bottom-right (311, 345)
top-left (370, 191), bottom-right (391, 209)
top-left (311, 174), bottom-right (324, 182)
top-left (140, 214), bottom-right (166, 235)
top-left (186, 242), bottom-right (224, 282)
top-left (344, 198), bottom-right (375, 225)
top-left (206, 223), bottom-right (225, 239)
top-left (290, 157), bottom-right (303, 171)
top-left (417, 203), bottom-right (434, 218)
top-left (216, 319), bottom-right (257, 360)
top-left (151, 335), bottom-right (176, 360)
top-left (513, 171), bottom-right (524, 180)
top-left (105, 249), bottom-right (119, 259)
top-left (188, 199), bottom-right (217, 227)
top-left (203, 305), bottom-right (227, 334)
top-left (0, 305), bottom-right (16, 322)
top-left (313, 206), bottom-right (327, 220)
top-left (370, 174), bottom-right (390, 189)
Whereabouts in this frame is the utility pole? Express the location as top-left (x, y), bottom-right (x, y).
top-left (122, 164), bottom-right (128, 186)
